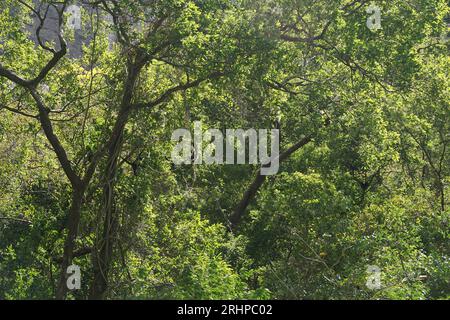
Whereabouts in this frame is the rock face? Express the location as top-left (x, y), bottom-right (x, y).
top-left (27, 1), bottom-right (91, 58)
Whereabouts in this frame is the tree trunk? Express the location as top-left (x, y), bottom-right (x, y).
top-left (88, 59), bottom-right (144, 299)
top-left (89, 133), bottom-right (122, 299)
top-left (55, 188), bottom-right (84, 300)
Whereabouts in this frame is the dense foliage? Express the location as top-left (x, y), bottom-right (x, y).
top-left (0, 0), bottom-right (448, 299)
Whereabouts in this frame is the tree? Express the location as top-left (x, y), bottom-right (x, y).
top-left (0, 0), bottom-right (448, 300)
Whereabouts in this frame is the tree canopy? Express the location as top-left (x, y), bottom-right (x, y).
top-left (0, 0), bottom-right (448, 300)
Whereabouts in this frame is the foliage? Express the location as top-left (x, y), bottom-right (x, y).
top-left (0, 0), bottom-right (448, 300)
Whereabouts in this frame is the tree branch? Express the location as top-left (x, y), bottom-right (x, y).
top-left (134, 71), bottom-right (225, 109)
top-left (229, 135), bottom-right (313, 230)
top-left (29, 89), bottom-right (82, 189)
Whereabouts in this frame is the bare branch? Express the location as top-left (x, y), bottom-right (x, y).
top-left (29, 89), bottom-right (82, 189)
